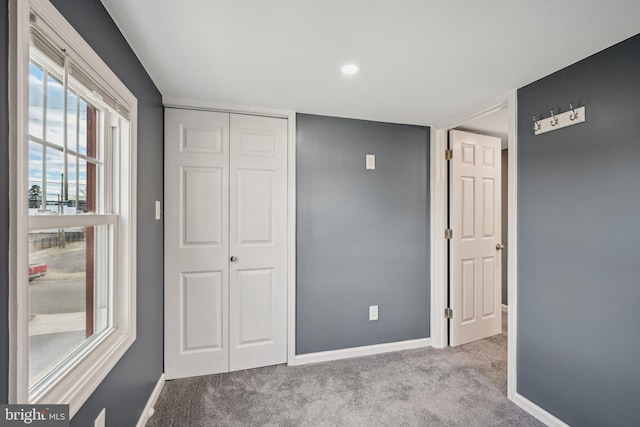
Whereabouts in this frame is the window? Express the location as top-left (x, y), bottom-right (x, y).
top-left (12, 0), bottom-right (137, 416)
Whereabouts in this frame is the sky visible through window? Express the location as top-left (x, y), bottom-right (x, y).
top-left (29, 61), bottom-right (95, 213)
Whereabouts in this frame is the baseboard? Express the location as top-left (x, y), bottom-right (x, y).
top-left (136, 373), bottom-right (165, 427)
top-left (290, 338), bottom-right (431, 366)
top-left (511, 392), bottom-right (569, 427)
top-left (502, 304), bottom-right (508, 313)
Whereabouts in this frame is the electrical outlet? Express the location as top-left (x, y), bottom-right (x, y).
top-left (369, 305), bottom-right (378, 321)
top-left (94, 408), bottom-right (106, 427)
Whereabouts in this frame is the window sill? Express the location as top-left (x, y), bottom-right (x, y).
top-left (29, 326), bottom-right (136, 417)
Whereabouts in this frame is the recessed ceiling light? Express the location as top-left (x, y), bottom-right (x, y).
top-left (341, 63), bottom-right (360, 75)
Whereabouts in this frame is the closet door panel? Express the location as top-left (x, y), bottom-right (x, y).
top-left (164, 109), bottom-right (230, 379)
top-left (229, 114), bottom-right (288, 371)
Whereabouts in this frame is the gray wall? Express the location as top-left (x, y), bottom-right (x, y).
top-left (296, 114), bottom-right (430, 354)
top-left (517, 33), bottom-right (640, 427)
top-left (0, 1), bottom-right (165, 425)
top-left (0, 0), bottom-right (9, 405)
top-left (501, 149), bottom-right (508, 305)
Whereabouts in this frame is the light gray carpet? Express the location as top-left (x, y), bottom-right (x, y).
top-left (149, 313), bottom-right (542, 426)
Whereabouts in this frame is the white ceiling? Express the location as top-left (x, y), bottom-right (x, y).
top-left (100, 0), bottom-right (640, 126)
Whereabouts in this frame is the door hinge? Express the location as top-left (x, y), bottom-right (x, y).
top-left (444, 149), bottom-right (453, 160)
top-left (444, 229), bottom-right (453, 239)
top-left (445, 307), bottom-right (453, 319)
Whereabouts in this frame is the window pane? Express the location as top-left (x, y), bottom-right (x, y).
top-left (78, 158), bottom-right (87, 214)
top-left (78, 99), bottom-right (87, 156)
top-left (28, 225), bottom-right (112, 388)
top-left (28, 141), bottom-right (44, 211)
top-left (45, 75), bottom-right (64, 147)
top-left (44, 147), bottom-right (64, 213)
top-left (67, 154), bottom-right (78, 212)
top-left (67, 91), bottom-right (78, 153)
top-left (28, 63), bottom-right (44, 139)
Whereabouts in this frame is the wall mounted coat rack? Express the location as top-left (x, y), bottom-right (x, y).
top-left (533, 104), bottom-right (586, 135)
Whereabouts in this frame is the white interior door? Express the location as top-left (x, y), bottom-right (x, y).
top-left (229, 114), bottom-right (288, 371)
top-left (449, 130), bottom-right (502, 347)
top-left (164, 109), bottom-right (230, 379)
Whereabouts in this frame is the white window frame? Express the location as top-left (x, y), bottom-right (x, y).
top-left (9, 0), bottom-right (137, 417)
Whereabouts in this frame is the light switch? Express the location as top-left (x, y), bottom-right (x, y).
top-left (366, 154), bottom-right (375, 170)
top-left (369, 305), bottom-right (379, 321)
top-left (155, 200), bottom-right (162, 220)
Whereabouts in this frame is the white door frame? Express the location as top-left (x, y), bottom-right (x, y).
top-left (162, 97), bottom-right (298, 367)
top-left (429, 90), bottom-right (518, 397)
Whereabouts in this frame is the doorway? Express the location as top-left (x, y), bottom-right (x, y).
top-left (430, 92), bottom-right (517, 399)
top-left (449, 105), bottom-right (509, 346)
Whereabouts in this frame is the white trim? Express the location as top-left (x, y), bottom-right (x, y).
top-left (28, 213), bottom-right (118, 231)
top-left (136, 374), bottom-right (166, 427)
top-left (163, 96), bottom-right (292, 119)
top-left (429, 128), bottom-right (447, 349)
top-left (511, 393), bottom-right (570, 427)
top-left (8, 0), bottom-right (31, 405)
top-left (434, 92), bottom-right (514, 130)
top-left (30, 327), bottom-right (136, 415)
top-left (506, 90), bottom-right (518, 401)
top-left (501, 304), bottom-right (508, 313)
top-left (286, 113), bottom-right (297, 366)
top-left (292, 338), bottom-right (431, 366)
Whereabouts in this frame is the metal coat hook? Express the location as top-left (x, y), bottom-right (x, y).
top-left (569, 103), bottom-right (578, 121)
top-left (533, 115), bottom-right (541, 132)
top-left (535, 103), bottom-right (586, 135)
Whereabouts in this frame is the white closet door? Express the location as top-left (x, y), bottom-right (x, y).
top-left (228, 114), bottom-right (288, 371)
top-left (164, 109), bottom-right (230, 379)
top-left (449, 130), bottom-right (502, 347)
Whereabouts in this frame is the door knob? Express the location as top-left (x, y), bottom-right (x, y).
top-left (496, 243), bottom-right (505, 250)
top-left (230, 256), bottom-right (238, 262)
